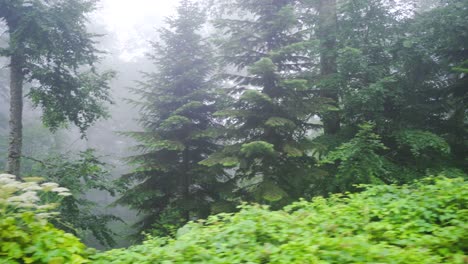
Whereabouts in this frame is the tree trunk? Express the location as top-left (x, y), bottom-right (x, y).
top-left (318, 0), bottom-right (340, 135)
top-left (182, 148), bottom-right (191, 222)
top-left (6, 52), bottom-right (24, 179)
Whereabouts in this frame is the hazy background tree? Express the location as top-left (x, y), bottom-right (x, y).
top-left (0, 0), bottom-right (114, 177)
top-left (117, 0), bottom-right (227, 237)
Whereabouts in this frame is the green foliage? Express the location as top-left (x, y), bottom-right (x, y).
top-left (321, 123), bottom-right (389, 191)
top-left (265, 117), bottom-right (296, 129)
top-left (0, 0), bottom-right (114, 135)
top-left (67, 0), bottom-right (468, 254)
top-left (239, 90), bottom-right (273, 104)
top-left (120, 0), bottom-right (227, 237)
top-left (29, 70), bottom-right (115, 134)
top-left (27, 150), bottom-right (120, 247)
top-left (199, 151), bottom-right (239, 168)
top-left (396, 130), bottom-right (450, 157)
top-left (248, 58), bottom-right (277, 76)
top-left (308, 0), bottom-right (468, 189)
top-left (0, 174), bottom-right (91, 263)
top-left (207, 0), bottom-right (326, 206)
top-left (92, 176), bottom-right (468, 263)
top-left (240, 141), bottom-right (275, 158)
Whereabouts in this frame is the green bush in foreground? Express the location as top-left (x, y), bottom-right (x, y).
top-left (1, 174), bottom-right (466, 263)
top-left (0, 174), bottom-right (90, 264)
top-left (93, 176), bottom-right (467, 264)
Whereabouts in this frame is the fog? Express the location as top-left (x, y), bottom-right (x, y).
top-left (67, 0), bottom-right (182, 248)
top-left (0, 0), bottom-right (181, 248)
top-left (1, 0), bottom-right (465, 252)
top-left (94, 0), bottom-right (180, 61)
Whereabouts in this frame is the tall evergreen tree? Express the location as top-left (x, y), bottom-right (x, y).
top-left (119, 0), bottom-right (225, 235)
top-left (403, 0), bottom-right (468, 172)
top-left (203, 0), bottom-right (330, 205)
top-left (316, 0), bottom-right (468, 191)
top-left (314, 0), bottom-right (406, 191)
top-left (0, 0), bottom-right (114, 177)
top-left (317, 0), bottom-right (340, 135)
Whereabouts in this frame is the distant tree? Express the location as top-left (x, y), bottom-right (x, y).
top-left (118, 0), bottom-right (226, 235)
top-left (0, 0), bottom-right (114, 177)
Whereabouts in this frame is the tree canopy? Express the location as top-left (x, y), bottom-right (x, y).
top-left (0, 0), bottom-right (114, 176)
top-left (0, 0), bottom-right (466, 259)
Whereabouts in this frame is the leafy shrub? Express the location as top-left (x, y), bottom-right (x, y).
top-left (2, 173), bottom-right (466, 263)
top-left (28, 149), bottom-right (120, 247)
top-left (92, 175), bottom-right (467, 263)
top-left (321, 123), bottom-right (389, 191)
top-left (0, 174), bottom-right (91, 264)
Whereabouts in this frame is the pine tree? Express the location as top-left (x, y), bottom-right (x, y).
top-left (403, 0), bottom-right (468, 173)
top-left (203, 0), bottom-right (330, 205)
top-left (118, 0), bottom-right (226, 235)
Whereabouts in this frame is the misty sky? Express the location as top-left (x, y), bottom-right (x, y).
top-left (94, 0), bottom-right (180, 61)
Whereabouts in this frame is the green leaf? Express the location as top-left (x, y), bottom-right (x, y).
top-left (265, 117), bottom-right (296, 128)
top-left (239, 90), bottom-right (273, 104)
top-left (160, 115), bottom-right (192, 130)
top-left (396, 130), bottom-right (450, 157)
top-left (283, 144), bottom-right (303, 157)
top-left (240, 141), bottom-right (275, 158)
top-left (248, 58), bottom-right (277, 76)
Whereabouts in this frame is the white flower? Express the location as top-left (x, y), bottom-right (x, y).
top-left (57, 192), bottom-right (72, 197)
top-left (37, 204), bottom-right (57, 210)
top-left (41, 182), bottom-right (60, 190)
top-left (0, 174), bottom-right (16, 180)
top-left (7, 191), bottom-right (40, 204)
top-left (20, 203), bottom-right (37, 208)
top-left (52, 187), bottom-right (70, 193)
top-left (2, 183), bottom-right (20, 192)
top-left (0, 174), bottom-right (17, 185)
top-left (36, 213), bottom-right (52, 219)
top-left (23, 183), bottom-right (42, 191)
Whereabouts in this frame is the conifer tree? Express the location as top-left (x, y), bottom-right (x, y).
top-left (119, 0), bottom-right (226, 235)
top-left (203, 0), bottom-right (329, 205)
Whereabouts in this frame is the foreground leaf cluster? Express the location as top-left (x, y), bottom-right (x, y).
top-left (92, 176), bottom-right (467, 263)
top-left (0, 174), bottom-right (89, 264)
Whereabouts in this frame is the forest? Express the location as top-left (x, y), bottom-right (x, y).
top-left (0, 0), bottom-right (467, 263)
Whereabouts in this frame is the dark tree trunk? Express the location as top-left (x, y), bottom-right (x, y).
top-left (4, 14), bottom-right (24, 179)
top-left (6, 52), bottom-right (24, 179)
top-left (318, 0), bottom-right (340, 135)
top-left (182, 148), bottom-right (191, 222)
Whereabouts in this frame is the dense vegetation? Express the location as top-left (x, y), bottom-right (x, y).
top-left (0, 174), bottom-right (90, 263)
top-left (1, 173), bottom-right (467, 263)
top-left (0, 0), bottom-right (467, 261)
top-left (93, 176), bottom-right (468, 264)
top-left (117, 0), bottom-right (467, 236)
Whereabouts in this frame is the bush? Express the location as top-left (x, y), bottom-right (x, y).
top-left (92, 175), bottom-right (467, 263)
top-left (0, 174), bottom-right (91, 264)
top-left (1, 173), bottom-right (466, 263)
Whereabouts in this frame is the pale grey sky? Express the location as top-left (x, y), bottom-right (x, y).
top-left (93, 0), bottom-right (180, 61)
